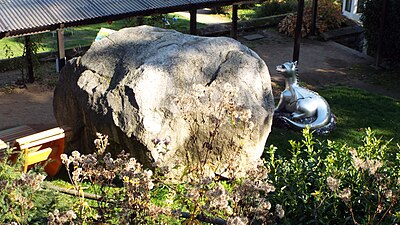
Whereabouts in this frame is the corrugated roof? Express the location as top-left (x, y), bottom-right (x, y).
top-left (0, 0), bottom-right (241, 38)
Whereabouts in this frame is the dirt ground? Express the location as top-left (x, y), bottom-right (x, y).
top-left (0, 28), bottom-right (397, 131)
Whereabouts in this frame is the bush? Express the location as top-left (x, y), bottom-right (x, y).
top-left (361, 0), bottom-right (400, 63)
top-left (266, 128), bottom-right (400, 224)
top-left (57, 133), bottom-right (282, 224)
top-left (255, 0), bottom-right (298, 17)
top-left (2, 127), bottom-right (399, 224)
top-left (0, 146), bottom-right (74, 225)
top-left (278, 0), bottom-right (345, 37)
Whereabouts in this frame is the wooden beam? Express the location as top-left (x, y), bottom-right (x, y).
top-left (1, 0), bottom-right (246, 39)
top-left (231, 4), bottom-right (238, 39)
top-left (56, 28), bottom-right (66, 72)
top-left (24, 35), bottom-right (34, 83)
top-left (293, 0), bottom-right (305, 63)
top-left (190, 9), bottom-right (197, 35)
top-left (310, 0), bottom-right (318, 36)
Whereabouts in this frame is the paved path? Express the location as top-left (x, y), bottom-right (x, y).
top-left (0, 84), bottom-right (56, 130)
top-left (238, 29), bottom-right (400, 100)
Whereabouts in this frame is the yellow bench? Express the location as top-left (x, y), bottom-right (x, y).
top-left (0, 125), bottom-right (70, 176)
top-left (0, 125), bottom-right (36, 159)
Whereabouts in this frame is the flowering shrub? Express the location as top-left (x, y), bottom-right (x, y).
top-left (59, 133), bottom-right (168, 224)
top-left (266, 127), bottom-right (400, 224)
top-left (1, 126), bottom-right (399, 224)
top-left (57, 132), bottom-right (283, 224)
top-left (58, 83), bottom-right (282, 224)
top-left (278, 0), bottom-right (345, 37)
top-left (0, 146), bottom-right (58, 225)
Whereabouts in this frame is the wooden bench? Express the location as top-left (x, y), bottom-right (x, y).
top-left (0, 125), bottom-right (71, 176)
top-left (0, 125), bottom-right (36, 159)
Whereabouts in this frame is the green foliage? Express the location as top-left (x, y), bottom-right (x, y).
top-left (1, 126), bottom-right (399, 224)
top-left (361, 0), bottom-right (400, 63)
top-left (0, 35), bottom-right (44, 83)
top-left (266, 127), bottom-right (400, 224)
top-left (255, 0), bottom-right (298, 17)
top-left (278, 0), bottom-right (345, 37)
top-left (0, 147), bottom-right (74, 224)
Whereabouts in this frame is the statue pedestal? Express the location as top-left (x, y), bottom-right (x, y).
top-left (273, 112), bottom-right (336, 135)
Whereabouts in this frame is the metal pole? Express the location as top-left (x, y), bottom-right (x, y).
top-left (375, 0), bottom-right (387, 67)
top-left (190, 9), bottom-right (197, 35)
top-left (310, 0), bottom-right (318, 36)
top-left (231, 4), bottom-right (238, 39)
top-left (25, 35), bottom-right (34, 83)
top-left (56, 28), bottom-right (66, 72)
top-left (293, 0), bottom-right (305, 62)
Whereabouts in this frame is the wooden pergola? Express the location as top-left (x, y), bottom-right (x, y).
top-left (0, 0), bottom-right (248, 82)
top-left (0, 0), bottom-right (325, 82)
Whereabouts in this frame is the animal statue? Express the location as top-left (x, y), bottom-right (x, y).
top-left (275, 61), bottom-right (332, 130)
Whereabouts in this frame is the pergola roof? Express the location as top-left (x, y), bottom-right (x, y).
top-left (0, 0), bottom-right (240, 38)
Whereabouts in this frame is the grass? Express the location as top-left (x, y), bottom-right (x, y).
top-left (237, 9), bottom-right (258, 20)
top-left (266, 86), bottom-right (400, 154)
top-left (0, 13), bottom-right (205, 59)
top-left (349, 64), bottom-right (400, 95)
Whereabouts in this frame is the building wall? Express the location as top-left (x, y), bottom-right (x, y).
top-left (342, 0), bottom-right (362, 22)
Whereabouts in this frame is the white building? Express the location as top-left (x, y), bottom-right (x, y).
top-left (342, 0), bottom-right (365, 22)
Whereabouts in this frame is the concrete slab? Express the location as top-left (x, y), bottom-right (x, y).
top-left (243, 33), bottom-right (264, 41)
top-left (238, 29), bottom-right (374, 91)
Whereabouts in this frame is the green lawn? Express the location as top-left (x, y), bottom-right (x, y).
top-left (266, 86), bottom-right (400, 154)
top-left (0, 14), bottom-right (205, 59)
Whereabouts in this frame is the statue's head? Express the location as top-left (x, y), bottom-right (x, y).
top-left (276, 61), bottom-right (298, 78)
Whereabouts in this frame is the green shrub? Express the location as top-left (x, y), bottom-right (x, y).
top-left (266, 127), bottom-right (400, 224)
top-left (0, 147), bottom-right (74, 225)
top-left (2, 126), bottom-right (399, 224)
top-left (361, 0), bottom-right (400, 63)
top-left (278, 0), bottom-right (345, 37)
top-left (255, 0), bottom-right (298, 17)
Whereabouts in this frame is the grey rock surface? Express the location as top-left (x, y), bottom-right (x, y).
top-left (54, 25), bottom-right (274, 179)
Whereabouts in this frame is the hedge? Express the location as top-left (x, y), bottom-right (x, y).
top-left (361, 0), bottom-right (400, 63)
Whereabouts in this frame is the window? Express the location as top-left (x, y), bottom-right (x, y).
top-left (357, 0), bottom-right (365, 13)
top-left (345, 0), bottom-right (352, 12)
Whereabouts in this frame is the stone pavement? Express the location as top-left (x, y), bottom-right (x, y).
top-left (238, 29), bottom-right (374, 91)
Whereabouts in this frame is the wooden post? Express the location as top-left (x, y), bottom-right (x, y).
top-left (231, 4), bottom-right (238, 39)
top-left (56, 28), bottom-right (66, 72)
top-left (24, 35), bottom-right (34, 83)
top-left (190, 9), bottom-right (197, 35)
top-left (310, 0), bottom-right (318, 36)
top-left (375, 0), bottom-right (387, 68)
top-left (293, 0), bottom-right (305, 63)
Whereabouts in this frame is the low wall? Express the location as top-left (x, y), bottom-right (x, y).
top-left (198, 14), bottom-right (288, 36)
top-left (321, 25), bottom-right (365, 52)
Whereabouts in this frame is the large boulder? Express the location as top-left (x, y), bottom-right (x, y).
top-left (54, 26), bottom-right (274, 179)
